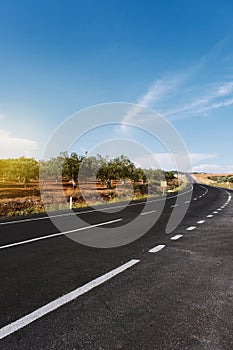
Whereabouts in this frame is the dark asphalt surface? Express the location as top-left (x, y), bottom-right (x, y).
top-left (0, 182), bottom-right (232, 349)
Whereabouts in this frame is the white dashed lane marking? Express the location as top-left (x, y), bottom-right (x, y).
top-left (140, 210), bottom-right (156, 216)
top-left (148, 245), bottom-right (166, 253)
top-left (186, 226), bottom-right (196, 231)
top-left (197, 220), bottom-right (205, 224)
top-left (170, 235), bottom-right (183, 241)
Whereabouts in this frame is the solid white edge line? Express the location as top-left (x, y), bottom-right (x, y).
top-left (0, 259), bottom-right (140, 340)
top-left (170, 234), bottom-right (183, 241)
top-left (0, 184), bottom-right (194, 226)
top-left (198, 184), bottom-right (209, 196)
top-left (0, 219), bottom-right (123, 250)
top-left (148, 244), bottom-right (166, 253)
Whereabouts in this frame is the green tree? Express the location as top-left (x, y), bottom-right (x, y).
top-left (131, 168), bottom-right (146, 183)
top-left (0, 159), bottom-right (8, 181)
top-left (165, 171), bottom-right (175, 180)
top-left (62, 152), bottom-right (84, 181)
top-left (7, 157), bottom-right (39, 187)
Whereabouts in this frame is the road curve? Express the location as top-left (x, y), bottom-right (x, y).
top-left (0, 182), bottom-right (233, 349)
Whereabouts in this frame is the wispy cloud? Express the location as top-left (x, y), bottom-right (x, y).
top-left (122, 37), bottom-right (233, 124)
top-left (0, 112), bottom-right (5, 120)
top-left (194, 96), bottom-right (233, 114)
top-left (192, 163), bottom-right (223, 173)
top-left (0, 129), bottom-right (37, 158)
top-left (189, 153), bottom-right (218, 164)
top-left (137, 76), bottom-right (182, 110)
top-left (227, 165), bottom-right (233, 172)
top-left (122, 75), bottom-right (184, 127)
top-left (134, 152), bottom-right (217, 170)
top-left (166, 80), bottom-right (233, 118)
top-left (119, 37), bottom-right (233, 174)
top-left (217, 81), bottom-right (233, 96)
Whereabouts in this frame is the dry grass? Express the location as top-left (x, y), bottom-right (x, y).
top-left (0, 178), bottom-right (180, 217)
top-left (192, 173), bottom-right (233, 189)
top-left (0, 179), bottom-right (142, 216)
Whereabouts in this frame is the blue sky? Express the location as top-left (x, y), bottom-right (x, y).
top-left (1, 0), bottom-right (233, 172)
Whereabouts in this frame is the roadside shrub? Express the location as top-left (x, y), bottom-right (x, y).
top-left (0, 198), bottom-right (44, 217)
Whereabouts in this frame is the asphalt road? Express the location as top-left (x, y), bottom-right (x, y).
top-left (0, 181), bottom-right (233, 349)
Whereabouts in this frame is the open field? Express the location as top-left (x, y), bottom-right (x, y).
top-left (0, 178), bottom-right (180, 217)
top-left (192, 173), bottom-right (233, 189)
top-left (0, 155), bottom-right (183, 217)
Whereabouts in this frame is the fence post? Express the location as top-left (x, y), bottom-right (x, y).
top-left (69, 196), bottom-right (72, 210)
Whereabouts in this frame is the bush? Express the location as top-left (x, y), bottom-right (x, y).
top-left (0, 198), bottom-right (44, 217)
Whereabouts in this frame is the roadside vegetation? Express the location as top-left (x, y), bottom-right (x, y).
top-left (207, 175), bottom-right (233, 183)
top-left (192, 173), bottom-right (233, 189)
top-left (0, 153), bottom-right (184, 217)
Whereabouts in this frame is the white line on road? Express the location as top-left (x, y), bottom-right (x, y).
top-left (140, 210), bottom-right (156, 216)
top-left (185, 200), bottom-right (190, 204)
top-left (170, 204), bottom-right (179, 208)
top-left (0, 185), bottom-right (194, 226)
top-left (0, 219), bottom-right (123, 250)
top-left (194, 198), bottom-right (197, 201)
top-left (186, 226), bottom-right (196, 231)
top-left (198, 185), bottom-right (209, 197)
top-left (217, 209), bottom-right (222, 211)
top-left (213, 211), bottom-right (218, 214)
top-left (170, 234), bottom-right (183, 241)
top-left (148, 244), bottom-right (166, 253)
top-left (0, 259), bottom-right (140, 340)
top-left (197, 220), bottom-right (205, 224)
top-left (207, 215), bottom-right (214, 218)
